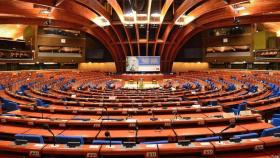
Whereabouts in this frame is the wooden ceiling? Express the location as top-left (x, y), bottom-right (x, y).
top-left (1, 0), bottom-right (280, 72)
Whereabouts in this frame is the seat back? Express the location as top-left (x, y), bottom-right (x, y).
top-left (272, 114), bottom-right (280, 119)
top-left (272, 118), bottom-right (280, 126)
top-left (261, 126), bottom-right (280, 137)
top-left (92, 140), bottom-right (122, 145)
top-left (140, 140), bottom-right (168, 144)
top-left (15, 134), bottom-right (44, 144)
top-left (55, 135), bottom-right (84, 144)
top-left (2, 102), bottom-right (19, 112)
top-left (233, 133), bottom-right (258, 139)
top-left (195, 136), bottom-right (221, 142)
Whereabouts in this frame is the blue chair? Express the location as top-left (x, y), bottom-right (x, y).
top-left (261, 126), bottom-right (280, 137)
top-left (272, 114), bottom-right (280, 119)
top-left (1, 113), bottom-right (16, 116)
top-left (92, 140), bottom-right (122, 145)
top-left (140, 140), bottom-right (168, 144)
top-left (272, 118), bottom-right (280, 126)
top-left (233, 133), bottom-right (258, 139)
top-left (195, 136), bottom-right (221, 142)
top-left (231, 102), bottom-right (247, 115)
top-left (208, 100), bottom-right (218, 106)
top-left (55, 135), bottom-right (84, 145)
top-left (36, 99), bottom-right (49, 107)
top-left (15, 134), bottom-right (44, 144)
top-left (2, 102), bottom-right (19, 112)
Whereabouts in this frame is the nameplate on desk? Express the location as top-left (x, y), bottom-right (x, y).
top-left (240, 110), bottom-right (252, 116)
top-left (192, 104), bottom-right (201, 108)
top-left (29, 151), bottom-right (40, 157)
top-left (202, 149), bottom-right (214, 156)
top-left (72, 110), bottom-right (77, 114)
top-left (27, 121), bottom-right (34, 126)
top-left (1, 119), bottom-right (6, 123)
top-left (59, 123), bottom-right (66, 127)
top-left (93, 124), bottom-right (101, 128)
top-left (254, 144), bottom-right (264, 151)
top-left (86, 153), bottom-right (98, 158)
top-left (146, 152), bottom-right (157, 158)
top-left (50, 109), bottom-right (55, 113)
top-left (198, 120), bottom-right (205, 125)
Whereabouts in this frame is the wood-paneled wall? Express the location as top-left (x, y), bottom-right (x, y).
top-left (78, 62), bottom-right (116, 72)
top-left (172, 62), bottom-right (209, 72)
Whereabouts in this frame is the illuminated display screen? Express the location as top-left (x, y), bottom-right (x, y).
top-left (126, 56), bottom-right (160, 72)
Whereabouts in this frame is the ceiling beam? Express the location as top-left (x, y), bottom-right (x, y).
top-left (107, 0), bottom-right (134, 56)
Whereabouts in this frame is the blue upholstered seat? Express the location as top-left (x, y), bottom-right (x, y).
top-left (140, 140), bottom-right (168, 144)
top-left (15, 134), bottom-right (44, 144)
top-left (261, 126), bottom-right (280, 137)
top-left (92, 140), bottom-right (122, 145)
top-left (195, 136), bottom-right (221, 142)
top-left (232, 133), bottom-right (258, 139)
top-left (272, 118), bottom-right (280, 126)
top-left (55, 135), bottom-right (84, 144)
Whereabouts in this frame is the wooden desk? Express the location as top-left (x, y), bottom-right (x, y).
top-left (42, 144), bottom-right (100, 157)
top-left (208, 125), bottom-right (247, 134)
top-left (137, 129), bottom-right (175, 141)
top-left (9, 110), bottom-right (52, 118)
top-left (259, 136), bottom-right (280, 157)
top-left (97, 130), bottom-right (136, 140)
top-left (0, 125), bottom-right (30, 135)
top-left (23, 128), bottom-right (64, 137)
top-left (174, 127), bottom-right (213, 139)
top-left (60, 129), bottom-right (100, 139)
top-left (212, 139), bottom-right (264, 152)
top-left (239, 122), bottom-right (274, 132)
top-left (48, 114), bottom-right (75, 120)
top-left (215, 151), bottom-right (271, 158)
top-left (100, 144), bottom-right (158, 158)
top-left (0, 141), bottom-right (45, 158)
top-left (158, 142), bottom-right (214, 157)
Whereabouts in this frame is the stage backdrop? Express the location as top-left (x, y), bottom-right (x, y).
top-left (126, 56), bottom-right (160, 72)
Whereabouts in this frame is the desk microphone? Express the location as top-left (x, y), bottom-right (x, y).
top-left (172, 109), bottom-right (182, 119)
top-left (218, 122), bottom-right (236, 143)
top-left (135, 122), bottom-right (139, 143)
top-left (104, 106), bottom-right (109, 119)
top-left (149, 109), bottom-right (158, 121)
top-left (43, 124), bottom-right (56, 146)
top-left (105, 131), bottom-right (112, 147)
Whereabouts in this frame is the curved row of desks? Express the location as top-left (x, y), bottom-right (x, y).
top-left (0, 136), bottom-right (278, 158)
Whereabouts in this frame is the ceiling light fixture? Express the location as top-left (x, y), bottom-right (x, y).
top-left (92, 16), bottom-right (110, 27)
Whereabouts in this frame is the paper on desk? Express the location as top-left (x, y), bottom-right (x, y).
top-left (34, 144), bottom-right (44, 147)
top-left (250, 139), bottom-right (260, 142)
top-left (200, 142), bottom-right (210, 146)
top-left (146, 144), bottom-right (157, 148)
top-left (89, 145), bottom-right (99, 148)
